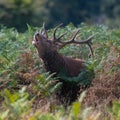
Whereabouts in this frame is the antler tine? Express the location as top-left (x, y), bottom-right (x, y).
top-left (88, 42), bottom-right (94, 57)
top-left (84, 33), bottom-right (96, 43)
top-left (40, 23), bottom-right (48, 38)
top-left (56, 29), bottom-right (80, 44)
top-left (84, 33), bottom-right (96, 57)
top-left (57, 32), bottom-right (67, 41)
top-left (53, 23), bottom-right (63, 41)
top-left (70, 29), bottom-right (80, 41)
top-left (53, 29), bottom-right (80, 44)
top-left (75, 33), bottom-right (96, 57)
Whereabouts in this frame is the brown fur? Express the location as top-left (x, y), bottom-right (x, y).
top-left (32, 31), bottom-right (91, 106)
top-left (42, 50), bottom-right (84, 77)
top-left (63, 56), bottom-right (85, 76)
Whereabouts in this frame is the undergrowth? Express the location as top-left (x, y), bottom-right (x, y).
top-left (0, 23), bottom-right (120, 120)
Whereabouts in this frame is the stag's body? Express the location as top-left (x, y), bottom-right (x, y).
top-left (42, 50), bottom-right (84, 77)
top-left (42, 50), bottom-right (86, 105)
top-left (32, 24), bottom-right (95, 106)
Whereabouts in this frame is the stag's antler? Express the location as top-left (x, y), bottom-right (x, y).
top-left (38, 23), bottom-right (95, 57)
top-left (58, 31), bottom-right (96, 57)
top-left (53, 23), bottom-right (67, 42)
top-left (52, 24), bottom-right (96, 57)
top-left (40, 23), bottom-right (48, 38)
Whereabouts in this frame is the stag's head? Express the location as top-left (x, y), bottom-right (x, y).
top-left (32, 23), bottom-right (67, 57)
top-left (32, 23), bottom-right (95, 58)
top-left (32, 30), bottom-right (53, 57)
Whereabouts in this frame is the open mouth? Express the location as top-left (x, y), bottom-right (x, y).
top-left (32, 33), bottom-right (39, 46)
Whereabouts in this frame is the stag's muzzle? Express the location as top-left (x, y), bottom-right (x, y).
top-left (32, 32), bottom-right (40, 45)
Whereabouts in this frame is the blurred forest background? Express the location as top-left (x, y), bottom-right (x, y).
top-left (0, 0), bottom-right (120, 32)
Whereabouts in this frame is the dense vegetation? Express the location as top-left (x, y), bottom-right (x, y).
top-left (0, 0), bottom-right (120, 31)
top-left (0, 24), bottom-right (120, 119)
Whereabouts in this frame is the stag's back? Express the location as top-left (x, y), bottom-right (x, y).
top-left (63, 56), bottom-right (85, 77)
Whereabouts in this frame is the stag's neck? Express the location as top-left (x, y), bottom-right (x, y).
top-left (42, 51), bottom-right (65, 74)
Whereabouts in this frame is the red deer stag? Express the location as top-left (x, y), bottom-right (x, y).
top-left (32, 24), bottom-right (95, 106)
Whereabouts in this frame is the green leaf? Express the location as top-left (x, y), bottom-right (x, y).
top-left (0, 110), bottom-right (9, 120)
top-left (71, 102), bottom-right (81, 117)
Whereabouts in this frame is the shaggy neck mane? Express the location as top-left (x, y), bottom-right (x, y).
top-left (42, 50), bottom-right (65, 74)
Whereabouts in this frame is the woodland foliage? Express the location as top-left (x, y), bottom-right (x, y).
top-left (0, 24), bottom-right (120, 119)
top-left (0, 0), bottom-right (120, 31)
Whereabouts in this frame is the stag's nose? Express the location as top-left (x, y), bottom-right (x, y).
top-left (35, 32), bottom-right (40, 37)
